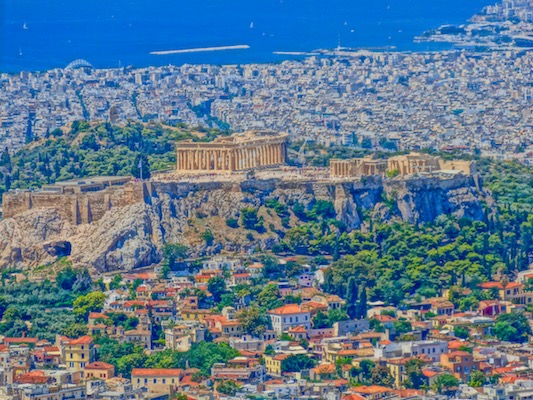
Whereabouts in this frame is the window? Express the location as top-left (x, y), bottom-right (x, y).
top-left (162, 379), bottom-right (166, 384)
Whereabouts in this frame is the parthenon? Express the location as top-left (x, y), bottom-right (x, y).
top-left (176, 130), bottom-right (288, 173)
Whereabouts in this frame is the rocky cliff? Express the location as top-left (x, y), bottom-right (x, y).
top-left (0, 175), bottom-right (486, 273)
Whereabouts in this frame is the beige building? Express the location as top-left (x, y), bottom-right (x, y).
top-left (176, 130), bottom-right (288, 173)
top-left (84, 361), bottom-right (115, 380)
top-left (131, 368), bottom-right (183, 396)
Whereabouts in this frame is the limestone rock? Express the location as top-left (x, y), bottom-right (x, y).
top-left (0, 175), bottom-right (487, 273)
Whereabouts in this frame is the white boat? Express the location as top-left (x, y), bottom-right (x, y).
top-left (23, 22), bottom-right (28, 30)
top-left (250, 21), bottom-right (254, 29)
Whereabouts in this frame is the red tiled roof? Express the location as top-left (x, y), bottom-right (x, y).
top-left (352, 385), bottom-right (394, 394)
top-left (3, 337), bottom-right (39, 344)
top-left (67, 336), bottom-right (93, 345)
top-left (88, 312), bottom-right (109, 319)
top-left (343, 395), bottom-right (366, 400)
top-left (233, 273), bottom-right (251, 278)
top-left (478, 281), bottom-right (523, 290)
top-left (422, 369), bottom-right (439, 378)
top-left (373, 314), bottom-right (397, 322)
top-left (268, 304), bottom-right (307, 315)
top-left (85, 361), bottom-right (114, 370)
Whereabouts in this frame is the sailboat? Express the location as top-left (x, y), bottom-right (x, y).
top-left (250, 21), bottom-right (254, 29)
top-left (19, 47), bottom-right (23, 56)
top-left (23, 22), bottom-right (28, 30)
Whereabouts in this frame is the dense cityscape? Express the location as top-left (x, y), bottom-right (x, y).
top-left (1, 0), bottom-right (533, 399)
top-left (1, 50), bottom-right (532, 163)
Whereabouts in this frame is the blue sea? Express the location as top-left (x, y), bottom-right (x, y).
top-left (1, 0), bottom-right (495, 72)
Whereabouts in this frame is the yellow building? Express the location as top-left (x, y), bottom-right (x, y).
top-left (131, 368), bottom-right (183, 396)
top-left (63, 336), bottom-right (95, 372)
top-left (386, 358), bottom-right (410, 388)
top-left (264, 354), bottom-right (289, 376)
top-left (180, 309), bottom-right (213, 321)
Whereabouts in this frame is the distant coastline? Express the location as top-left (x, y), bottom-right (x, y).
top-left (150, 45), bottom-right (250, 55)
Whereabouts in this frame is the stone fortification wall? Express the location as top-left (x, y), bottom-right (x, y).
top-left (2, 182), bottom-right (150, 224)
top-left (2, 174), bottom-right (480, 227)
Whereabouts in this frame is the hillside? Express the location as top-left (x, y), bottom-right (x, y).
top-left (0, 121), bottom-right (226, 198)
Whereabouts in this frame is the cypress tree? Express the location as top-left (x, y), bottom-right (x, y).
top-left (346, 277), bottom-right (359, 319)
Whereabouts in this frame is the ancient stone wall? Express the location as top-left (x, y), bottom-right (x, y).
top-left (2, 182), bottom-right (150, 224)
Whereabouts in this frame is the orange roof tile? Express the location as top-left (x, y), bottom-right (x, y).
top-left (352, 385), bottom-right (394, 394)
top-left (67, 336), bottom-right (93, 345)
top-left (268, 304), bottom-right (308, 315)
top-left (85, 361), bottom-right (114, 370)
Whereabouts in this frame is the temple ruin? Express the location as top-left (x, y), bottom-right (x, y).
top-left (176, 130), bottom-right (288, 173)
top-left (330, 152), bottom-right (476, 178)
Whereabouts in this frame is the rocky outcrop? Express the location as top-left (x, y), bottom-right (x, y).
top-left (0, 175), bottom-right (487, 272)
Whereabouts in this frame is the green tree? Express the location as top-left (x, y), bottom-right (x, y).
top-left (257, 284), bottom-right (283, 310)
top-left (3, 306), bottom-right (21, 322)
top-left (454, 326), bottom-right (470, 339)
top-left (110, 274), bottom-right (123, 290)
top-left (62, 322), bottom-right (89, 338)
top-left (163, 243), bottom-right (189, 269)
top-left (131, 153), bottom-right (151, 179)
top-left (371, 365), bottom-right (394, 387)
top-left (345, 277), bottom-right (359, 319)
top-left (207, 277), bottom-right (226, 303)
top-left (240, 207), bottom-right (264, 232)
top-left (359, 359), bottom-right (375, 382)
top-left (469, 370), bottom-right (486, 387)
top-left (236, 305), bottom-right (269, 337)
top-left (404, 359), bottom-right (428, 389)
top-left (432, 373), bottom-right (460, 394)
top-left (357, 286), bottom-right (368, 319)
top-left (201, 229), bottom-right (215, 246)
top-left (281, 354), bottom-right (315, 372)
top-left (312, 311), bottom-right (330, 329)
top-left (264, 344), bottom-right (275, 356)
top-left (73, 291), bottom-right (106, 320)
top-left (494, 312), bottom-right (532, 343)
top-left (116, 352), bottom-right (148, 377)
top-left (217, 380), bottom-right (240, 396)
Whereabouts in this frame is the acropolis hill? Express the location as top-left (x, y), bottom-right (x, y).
top-left (0, 131), bottom-right (484, 272)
